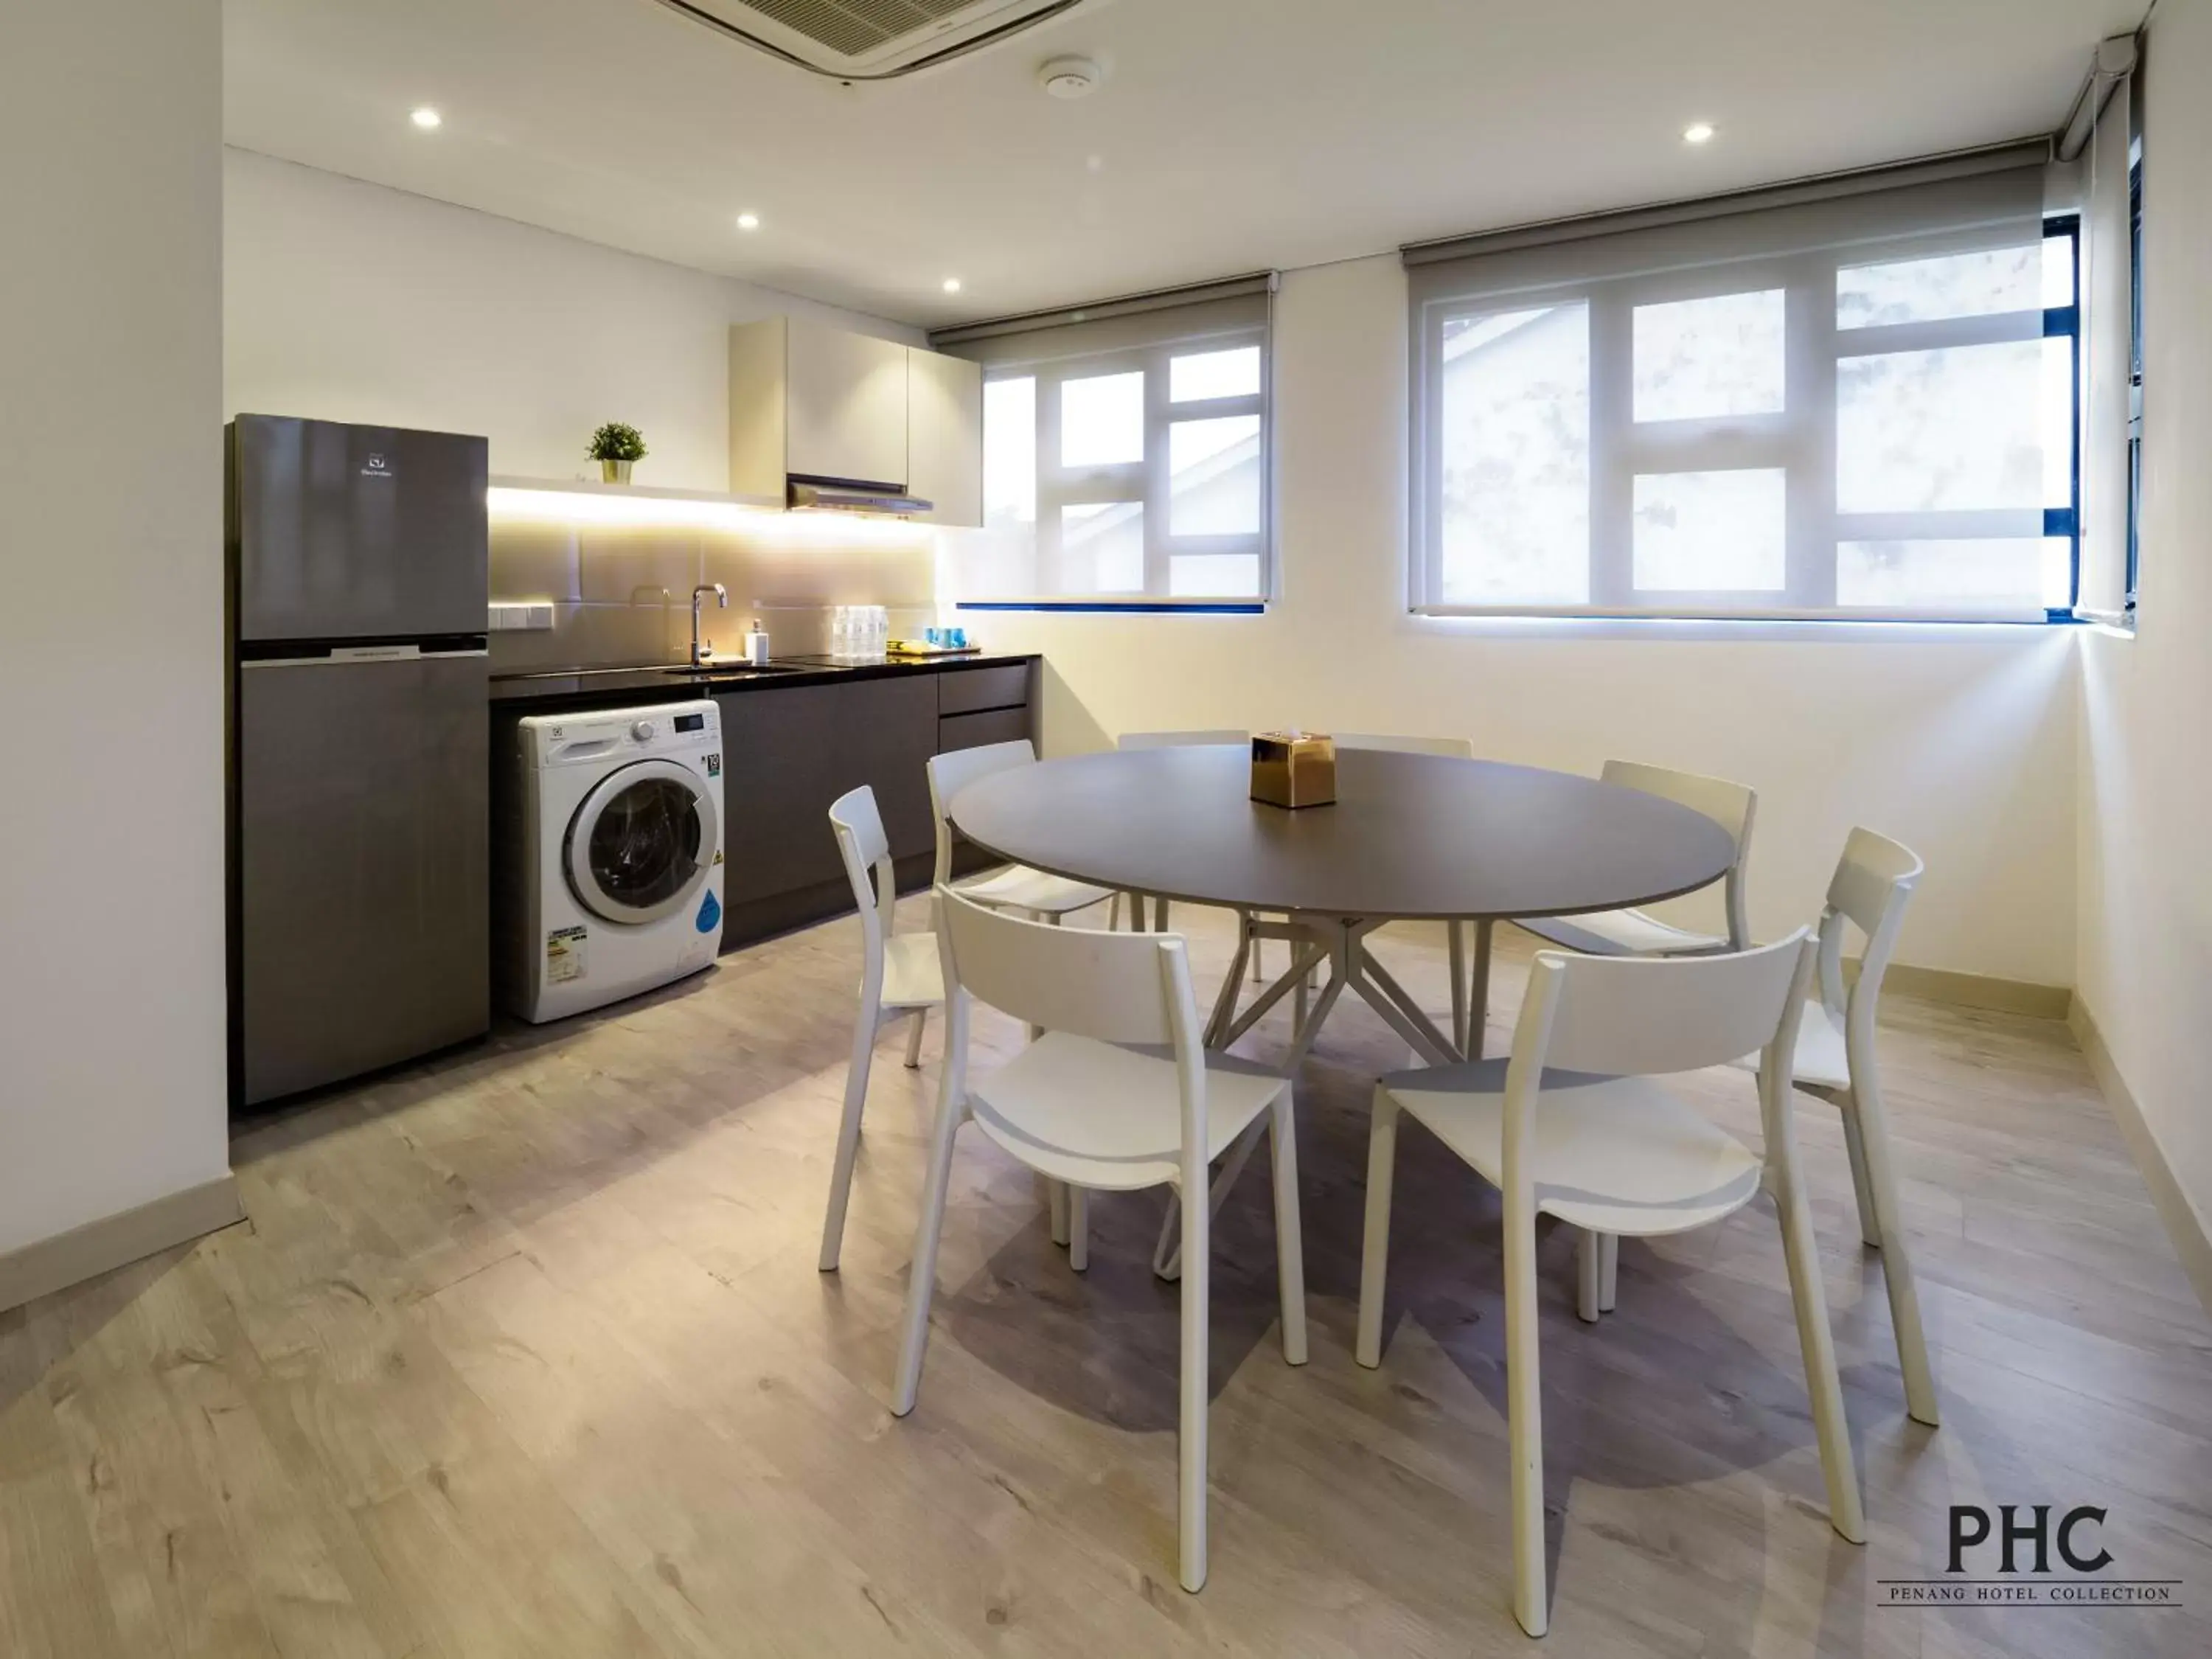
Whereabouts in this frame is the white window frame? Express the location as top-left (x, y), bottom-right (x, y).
top-left (935, 279), bottom-right (1276, 609)
top-left (1406, 158), bottom-right (2076, 624)
top-left (978, 327), bottom-right (1270, 605)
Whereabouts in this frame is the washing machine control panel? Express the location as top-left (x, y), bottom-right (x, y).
top-left (525, 700), bottom-right (721, 768)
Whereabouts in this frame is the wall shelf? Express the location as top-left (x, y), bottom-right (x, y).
top-left (486, 473), bottom-right (787, 528)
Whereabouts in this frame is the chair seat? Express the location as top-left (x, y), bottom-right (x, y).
top-left (956, 863), bottom-right (1115, 918)
top-left (1729, 1001), bottom-right (1849, 1090)
top-left (1514, 908), bottom-right (1730, 957)
top-left (1379, 1058), bottom-right (1764, 1237)
top-left (882, 933), bottom-right (943, 1010)
top-left (970, 1034), bottom-right (1289, 1192)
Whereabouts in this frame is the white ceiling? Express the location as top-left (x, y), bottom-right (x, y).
top-left (224, 0), bottom-right (2143, 330)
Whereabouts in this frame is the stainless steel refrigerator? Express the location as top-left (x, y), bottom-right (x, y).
top-left (226, 414), bottom-right (490, 1108)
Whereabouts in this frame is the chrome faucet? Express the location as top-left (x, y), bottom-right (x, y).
top-left (690, 583), bottom-right (728, 666)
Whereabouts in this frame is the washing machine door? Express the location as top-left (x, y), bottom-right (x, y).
top-left (564, 757), bottom-right (720, 926)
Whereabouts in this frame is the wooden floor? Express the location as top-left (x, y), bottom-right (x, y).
top-left (3, 903), bottom-right (2208, 1658)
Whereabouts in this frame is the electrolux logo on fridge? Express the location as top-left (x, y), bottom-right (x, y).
top-left (360, 451), bottom-right (394, 480)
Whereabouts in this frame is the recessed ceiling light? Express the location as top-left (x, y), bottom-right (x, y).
top-left (410, 106), bottom-right (442, 131)
top-left (737, 212), bottom-right (760, 231)
top-left (942, 278), bottom-right (963, 294)
top-left (1682, 121), bottom-right (1716, 145)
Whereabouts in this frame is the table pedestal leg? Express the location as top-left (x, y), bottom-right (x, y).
top-left (1448, 922), bottom-right (1468, 1062)
top-left (1354, 947), bottom-right (1460, 1066)
top-left (1465, 918), bottom-right (1494, 1060)
top-left (1347, 949), bottom-right (1461, 1068)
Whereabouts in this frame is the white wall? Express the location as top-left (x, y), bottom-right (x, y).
top-left (0, 1), bottom-right (232, 1256)
top-left (223, 148), bottom-right (919, 490)
top-left (2076, 3), bottom-right (2212, 1227)
top-left (976, 254), bottom-right (2081, 985)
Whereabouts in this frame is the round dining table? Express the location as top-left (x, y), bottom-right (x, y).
top-left (948, 742), bottom-right (1736, 1274)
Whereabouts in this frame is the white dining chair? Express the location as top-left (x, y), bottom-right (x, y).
top-left (1334, 733), bottom-right (1481, 1046)
top-left (819, 786), bottom-right (943, 1273)
top-left (1515, 760), bottom-right (1756, 957)
top-left (927, 740), bottom-right (1116, 922)
top-left (1354, 931), bottom-right (1863, 1638)
top-left (1513, 762), bottom-right (1757, 1300)
top-left (1116, 728), bottom-right (1248, 748)
top-left (1111, 730), bottom-right (1249, 933)
top-left (1334, 732), bottom-right (1475, 757)
top-left (928, 740), bottom-right (1117, 1259)
top-left (1725, 827), bottom-right (1938, 1426)
top-left (893, 885), bottom-right (1307, 1593)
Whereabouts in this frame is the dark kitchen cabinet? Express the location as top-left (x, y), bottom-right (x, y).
top-left (712, 657), bottom-right (1036, 947)
top-left (714, 675), bottom-right (934, 944)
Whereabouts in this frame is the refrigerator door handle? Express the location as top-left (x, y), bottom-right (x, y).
top-left (243, 646), bottom-right (490, 669)
top-left (332, 643), bottom-right (422, 663)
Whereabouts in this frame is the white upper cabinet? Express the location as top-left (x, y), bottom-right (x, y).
top-left (728, 318), bottom-right (982, 521)
top-left (787, 319), bottom-right (908, 484)
top-left (729, 316), bottom-right (909, 495)
top-left (906, 346), bottom-right (982, 527)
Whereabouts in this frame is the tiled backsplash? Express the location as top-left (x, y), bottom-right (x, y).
top-left (488, 512), bottom-right (938, 670)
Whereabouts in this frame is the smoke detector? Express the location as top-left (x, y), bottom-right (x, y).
top-left (1038, 55), bottom-right (1103, 99)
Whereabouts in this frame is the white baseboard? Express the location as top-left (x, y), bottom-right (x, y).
top-left (2070, 998), bottom-right (2212, 1321)
top-left (0, 1175), bottom-right (245, 1315)
top-left (1848, 958), bottom-right (2073, 1020)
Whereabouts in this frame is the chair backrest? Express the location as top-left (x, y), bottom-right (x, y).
top-left (936, 883), bottom-right (1194, 1047)
top-left (1335, 733), bottom-right (1475, 759)
top-left (1599, 759), bottom-right (1758, 947)
top-left (829, 785), bottom-right (896, 988)
top-left (933, 884), bottom-right (1212, 1161)
top-left (1502, 932), bottom-right (1816, 1203)
top-left (926, 738), bottom-right (1037, 884)
top-left (1815, 827), bottom-right (1924, 1025)
top-left (1117, 729), bottom-right (1248, 748)
top-left (1518, 929), bottom-right (1812, 1081)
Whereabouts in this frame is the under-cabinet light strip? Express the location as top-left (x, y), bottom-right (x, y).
top-left (485, 486), bottom-right (930, 543)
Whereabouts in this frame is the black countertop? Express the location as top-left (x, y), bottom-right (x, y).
top-left (489, 651), bottom-right (1037, 714)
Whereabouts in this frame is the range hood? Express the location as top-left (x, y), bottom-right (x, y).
top-left (787, 476), bottom-right (934, 515)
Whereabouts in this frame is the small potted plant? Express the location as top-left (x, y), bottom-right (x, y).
top-left (587, 422), bottom-right (647, 484)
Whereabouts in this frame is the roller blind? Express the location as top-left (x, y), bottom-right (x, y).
top-left (2076, 55), bottom-right (2138, 621)
top-left (930, 277), bottom-right (1275, 607)
top-left (1404, 146), bottom-right (2078, 621)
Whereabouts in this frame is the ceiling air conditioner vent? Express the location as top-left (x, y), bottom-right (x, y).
top-left (653, 0), bottom-right (1095, 79)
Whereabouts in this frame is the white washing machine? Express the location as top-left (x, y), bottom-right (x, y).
top-left (500, 700), bottom-right (725, 1023)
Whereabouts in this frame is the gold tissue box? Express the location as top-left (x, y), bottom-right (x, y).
top-left (1251, 731), bottom-right (1337, 809)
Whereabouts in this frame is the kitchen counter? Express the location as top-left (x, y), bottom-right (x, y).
top-left (489, 651), bottom-right (1038, 713)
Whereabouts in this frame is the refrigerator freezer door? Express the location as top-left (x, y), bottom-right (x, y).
top-left (236, 653), bottom-right (489, 1105)
top-left (232, 415), bottom-right (487, 643)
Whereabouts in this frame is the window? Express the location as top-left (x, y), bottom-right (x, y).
top-left (931, 280), bottom-right (1273, 607)
top-left (2126, 139), bottom-right (2143, 611)
top-left (2075, 44), bottom-right (2140, 625)
top-left (1408, 156), bottom-right (2077, 621)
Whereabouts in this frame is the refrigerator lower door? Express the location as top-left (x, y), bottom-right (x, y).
top-left (236, 652), bottom-right (488, 1106)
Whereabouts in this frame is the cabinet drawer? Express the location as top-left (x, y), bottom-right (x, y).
top-left (936, 706), bottom-right (1032, 754)
top-left (936, 662), bottom-right (1031, 717)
